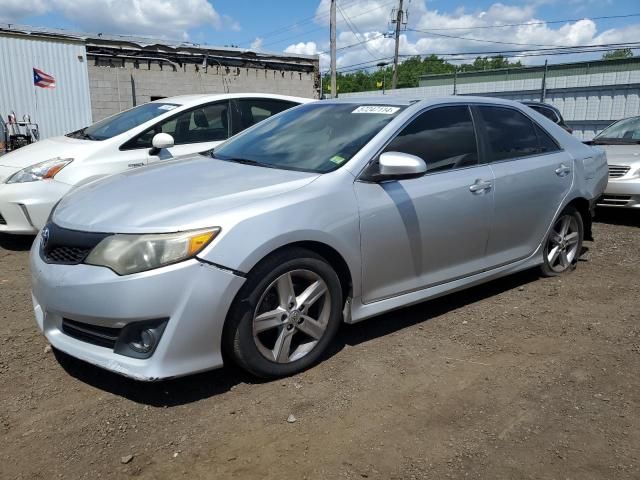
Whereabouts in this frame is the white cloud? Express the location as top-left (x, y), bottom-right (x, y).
top-left (285, 41), bottom-right (320, 56)
top-left (0, 0), bottom-right (240, 39)
top-left (0, 0), bottom-right (50, 21)
top-left (297, 0), bottom-right (640, 71)
top-left (250, 37), bottom-right (263, 50)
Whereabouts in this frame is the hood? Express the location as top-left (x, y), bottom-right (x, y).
top-left (0, 136), bottom-right (97, 171)
top-left (595, 144), bottom-right (640, 167)
top-left (53, 155), bottom-right (320, 233)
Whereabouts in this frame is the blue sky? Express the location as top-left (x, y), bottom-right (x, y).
top-left (2, 0), bottom-right (639, 69)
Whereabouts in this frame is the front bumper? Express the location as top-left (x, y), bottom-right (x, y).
top-left (30, 234), bottom-right (246, 380)
top-left (0, 173), bottom-right (71, 234)
top-left (598, 177), bottom-right (640, 208)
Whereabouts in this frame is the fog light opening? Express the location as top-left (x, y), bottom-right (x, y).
top-left (129, 329), bottom-right (156, 354)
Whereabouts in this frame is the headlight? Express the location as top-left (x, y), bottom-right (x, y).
top-left (6, 157), bottom-right (73, 184)
top-left (85, 228), bottom-right (220, 275)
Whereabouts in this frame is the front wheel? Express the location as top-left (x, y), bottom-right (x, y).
top-left (540, 206), bottom-right (583, 277)
top-left (223, 248), bottom-right (343, 378)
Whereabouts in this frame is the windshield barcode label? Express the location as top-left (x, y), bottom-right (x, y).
top-left (352, 106), bottom-right (400, 114)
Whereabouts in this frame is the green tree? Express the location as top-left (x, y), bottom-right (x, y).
top-left (602, 48), bottom-right (633, 60)
top-left (321, 54), bottom-right (523, 95)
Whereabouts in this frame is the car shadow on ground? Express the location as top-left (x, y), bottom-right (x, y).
top-left (594, 208), bottom-right (640, 228)
top-left (0, 233), bottom-right (35, 251)
top-left (55, 268), bottom-right (542, 407)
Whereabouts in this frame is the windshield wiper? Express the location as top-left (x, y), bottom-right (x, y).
top-left (214, 156), bottom-right (276, 169)
top-left (66, 127), bottom-right (97, 140)
top-left (592, 138), bottom-right (640, 145)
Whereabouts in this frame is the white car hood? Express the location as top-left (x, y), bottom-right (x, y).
top-left (597, 144), bottom-right (640, 167)
top-left (53, 155), bottom-right (320, 233)
top-left (0, 136), bottom-right (97, 172)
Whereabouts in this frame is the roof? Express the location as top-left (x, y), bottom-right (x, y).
top-left (419, 56), bottom-right (640, 86)
top-left (328, 95), bottom-right (526, 107)
top-left (0, 23), bottom-right (318, 63)
top-left (153, 93), bottom-right (315, 106)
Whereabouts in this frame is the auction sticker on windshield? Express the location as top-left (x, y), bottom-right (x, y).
top-left (352, 106), bottom-right (400, 114)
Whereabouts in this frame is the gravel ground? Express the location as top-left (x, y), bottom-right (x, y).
top-left (0, 209), bottom-right (639, 480)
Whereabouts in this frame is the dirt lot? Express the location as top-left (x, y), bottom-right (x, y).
top-left (0, 210), bottom-right (639, 480)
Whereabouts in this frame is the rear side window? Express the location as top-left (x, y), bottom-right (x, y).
top-left (232, 99), bottom-right (299, 134)
top-left (478, 106), bottom-right (559, 161)
top-left (531, 105), bottom-right (559, 123)
top-left (383, 105), bottom-right (479, 173)
top-left (534, 124), bottom-right (561, 154)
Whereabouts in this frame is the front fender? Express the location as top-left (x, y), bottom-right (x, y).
top-left (197, 182), bottom-right (363, 297)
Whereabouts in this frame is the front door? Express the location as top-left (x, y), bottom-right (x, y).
top-left (147, 101), bottom-right (231, 163)
top-left (354, 105), bottom-right (495, 303)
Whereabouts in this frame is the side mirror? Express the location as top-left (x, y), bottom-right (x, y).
top-left (149, 133), bottom-right (174, 155)
top-left (152, 133), bottom-right (174, 149)
top-left (377, 151), bottom-right (427, 180)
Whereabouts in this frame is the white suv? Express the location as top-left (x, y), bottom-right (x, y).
top-left (0, 93), bottom-right (311, 234)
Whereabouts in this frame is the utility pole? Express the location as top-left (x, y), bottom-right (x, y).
top-left (330, 0), bottom-right (337, 98)
top-left (391, 0), bottom-right (404, 90)
top-left (540, 59), bottom-right (548, 102)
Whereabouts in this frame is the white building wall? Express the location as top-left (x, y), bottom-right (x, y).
top-left (0, 34), bottom-right (92, 139)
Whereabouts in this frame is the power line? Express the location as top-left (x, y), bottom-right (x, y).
top-left (326, 42), bottom-right (640, 74)
top-left (408, 12), bottom-right (640, 32)
top-left (244, 0), bottom-right (396, 48)
top-left (319, 33), bottom-right (386, 54)
top-left (337, 2), bottom-right (382, 59)
top-left (407, 28), bottom-right (562, 48)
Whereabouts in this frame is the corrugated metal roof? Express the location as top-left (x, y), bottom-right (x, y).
top-left (419, 56), bottom-right (640, 87)
top-left (0, 23), bottom-right (318, 62)
top-left (0, 35), bottom-right (92, 139)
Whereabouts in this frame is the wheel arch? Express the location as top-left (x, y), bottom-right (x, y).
top-left (246, 241), bottom-right (354, 303)
top-left (564, 196), bottom-right (593, 241)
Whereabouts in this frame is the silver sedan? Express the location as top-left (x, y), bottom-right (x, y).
top-left (30, 97), bottom-right (608, 380)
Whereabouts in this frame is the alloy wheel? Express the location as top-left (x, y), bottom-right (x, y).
top-left (252, 269), bottom-right (331, 363)
top-left (546, 214), bottom-right (580, 273)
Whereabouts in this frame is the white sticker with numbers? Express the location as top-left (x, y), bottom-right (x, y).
top-left (352, 105), bottom-right (400, 114)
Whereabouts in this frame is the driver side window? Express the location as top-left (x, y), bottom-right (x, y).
top-left (384, 105), bottom-right (479, 173)
top-left (121, 101), bottom-right (229, 150)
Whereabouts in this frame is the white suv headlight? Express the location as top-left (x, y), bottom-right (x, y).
top-left (85, 228), bottom-right (220, 275)
top-left (6, 158), bottom-right (73, 184)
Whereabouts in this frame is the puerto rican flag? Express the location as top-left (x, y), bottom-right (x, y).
top-left (33, 68), bottom-right (56, 89)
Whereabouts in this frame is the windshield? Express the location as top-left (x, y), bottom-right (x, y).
top-left (66, 102), bottom-right (180, 141)
top-left (212, 102), bottom-right (406, 173)
top-left (594, 116), bottom-right (640, 143)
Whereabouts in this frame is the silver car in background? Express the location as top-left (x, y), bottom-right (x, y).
top-left (30, 97), bottom-right (608, 381)
top-left (591, 115), bottom-right (640, 208)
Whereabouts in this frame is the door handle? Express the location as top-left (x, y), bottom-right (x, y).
top-left (555, 164), bottom-right (571, 177)
top-left (469, 180), bottom-right (492, 193)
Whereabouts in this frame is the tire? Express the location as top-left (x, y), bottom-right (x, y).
top-left (223, 247), bottom-right (343, 378)
top-left (540, 206), bottom-right (584, 277)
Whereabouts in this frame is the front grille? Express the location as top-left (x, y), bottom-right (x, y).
top-left (608, 165), bottom-right (631, 178)
top-left (40, 223), bottom-right (111, 265)
top-left (597, 194), bottom-right (632, 206)
top-left (0, 212), bottom-right (6, 225)
top-left (62, 318), bottom-right (121, 349)
top-left (44, 246), bottom-right (92, 264)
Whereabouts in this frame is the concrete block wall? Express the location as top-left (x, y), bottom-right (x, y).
top-left (88, 59), bottom-right (318, 121)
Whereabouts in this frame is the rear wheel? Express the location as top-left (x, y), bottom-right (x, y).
top-left (224, 248), bottom-right (343, 378)
top-left (540, 206), bottom-right (583, 277)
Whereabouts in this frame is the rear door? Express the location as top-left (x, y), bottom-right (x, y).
top-left (354, 105), bottom-right (494, 303)
top-left (474, 105), bottom-right (573, 267)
